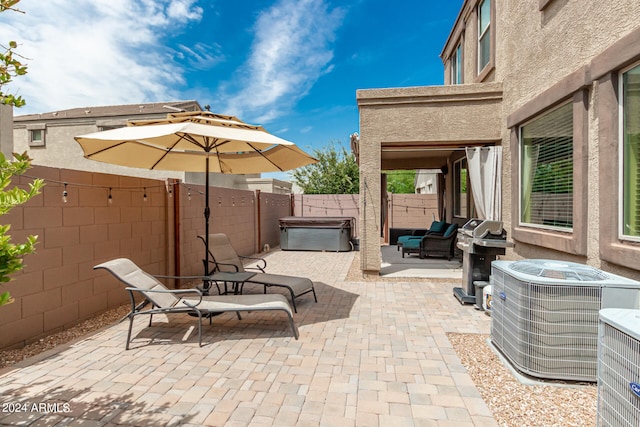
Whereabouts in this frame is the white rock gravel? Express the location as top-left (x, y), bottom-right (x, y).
top-left (448, 332), bottom-right (597, 427)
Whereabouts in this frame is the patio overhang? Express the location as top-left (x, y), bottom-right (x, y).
top-left (354, 82), bottom-right (504, 274)
top-left (354, 82), bottom-right (503, 169)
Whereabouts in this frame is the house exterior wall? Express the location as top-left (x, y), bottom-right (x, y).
top-left (356, 0), bottom-right (640, 279)
top-left (495, 0), bottom-right (640, 281)
top-left (12, 102), bottom-right (201, 181)
top-left (358, 113), bottom-right (383, 272)
top-left (13, 102), bottom-right (293, 194)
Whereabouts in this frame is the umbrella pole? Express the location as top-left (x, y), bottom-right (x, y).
top-left (204, 156), bottom-right (211, 293)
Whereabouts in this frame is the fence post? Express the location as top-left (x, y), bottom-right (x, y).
top-left (255, 189), bottom-right (261, 253)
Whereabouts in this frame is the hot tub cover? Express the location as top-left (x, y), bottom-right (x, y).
top-left (279, 217), bottom-right (354, 228)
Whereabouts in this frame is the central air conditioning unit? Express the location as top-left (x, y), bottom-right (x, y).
top-left (597, 308), bottom-right (640, 427)
top-left (491, 259), bottom-right (640, 382)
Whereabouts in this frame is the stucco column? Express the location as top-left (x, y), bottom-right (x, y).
top-left (358, 133), bottom-right (382, 274)
top-left (0, 104), bottom-right (13, 159)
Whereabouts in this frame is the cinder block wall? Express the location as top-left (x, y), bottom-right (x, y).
top-left (292, 193), bottom-right (438, 238)
top-left (292, 194), bottom-right (360, 237)
top-left (178, 183), bottom-right (259, 277)
top-left (0, 166), bottom-right (294, 350)
top-left (259, 192), bottom-right (292, 249)
top-left (388, 194), bottom-right (439, 229)
top-left (0, 166), bottom-right (169, 349)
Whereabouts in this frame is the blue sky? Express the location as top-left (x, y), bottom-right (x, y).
top-left (2, 0), bottom-right (462, 175)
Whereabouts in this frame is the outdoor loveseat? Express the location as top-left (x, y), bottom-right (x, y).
top-left (396, 220), bottom-right (450, 251)
top-left (400, 223), bottom-right (459, 260)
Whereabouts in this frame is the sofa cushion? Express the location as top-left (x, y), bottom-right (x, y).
top-left (403, 238), bottom-right (421, 249)
top-left (443, 223), bottom-right (458, 238)
top-left (429, 221), bottom-right (447, 234)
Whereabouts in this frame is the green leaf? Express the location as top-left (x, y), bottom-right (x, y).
top-left (0, 291), bottom-right (14, 306)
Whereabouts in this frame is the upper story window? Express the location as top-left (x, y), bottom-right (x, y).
top-left (451, 43), bottom-right (463, 85)
top-left (478, 0), bottom-right (491, 73)
top-left (27, 124), bottom-right (46, 147)
top-left (519, 102), bottom-right (574, 230)
top-left (620, 62), bottom-right (640, 240)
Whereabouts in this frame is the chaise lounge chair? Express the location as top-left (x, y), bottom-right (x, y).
top-left (199, 234), bottom-right (317, 313)
top-left (94, 258), bottom-right (299, 349)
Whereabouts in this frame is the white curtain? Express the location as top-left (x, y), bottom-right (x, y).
top-left (465, 146), bottom-right (502, 221)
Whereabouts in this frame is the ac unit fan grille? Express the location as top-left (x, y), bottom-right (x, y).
top-left (509, 259), bottom-right (609, 281)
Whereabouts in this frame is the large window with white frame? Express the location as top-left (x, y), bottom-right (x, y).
top-left (451, 43), bottom-right (463, 85)
top-left (620, 62), bottom-right (640, 240)
top-left (519, 102), bottom-right (574, 230)
top-left (478, 0), bottom-right (491, 73)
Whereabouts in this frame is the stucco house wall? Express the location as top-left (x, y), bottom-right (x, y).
top-left (12, 101), bottom-right (201, 181)
top-left (356, 0), bottom-right (640, 278)
top-left (496, 0), bottom-right (640, 281)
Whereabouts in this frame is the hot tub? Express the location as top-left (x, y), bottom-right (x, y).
top-left (279, 217), bottom-right (354, 252)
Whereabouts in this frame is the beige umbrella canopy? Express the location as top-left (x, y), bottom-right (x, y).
top-left (75, 111), bottom-right (317, 274)
top-left (75, 111), bottom-right (317, 174)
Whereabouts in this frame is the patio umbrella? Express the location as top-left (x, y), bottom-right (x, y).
top-left (74, 111), bottom-right (317, 274)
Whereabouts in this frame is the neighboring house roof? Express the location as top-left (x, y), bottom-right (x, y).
top-left (14, 100), bottom-right (203, 123)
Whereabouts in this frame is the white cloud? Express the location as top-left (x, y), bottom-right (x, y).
top-left (221, 0), bottom-right (345, 123)
top-left (0, 0), bottom-right (345, 125)
top-left (0, 0), bottom-right (204, 114)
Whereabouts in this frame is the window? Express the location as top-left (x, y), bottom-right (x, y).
top-left (453, 158), bottom-right (468, 217)
top-left (620, 63), bottom-right (640, 239)
top-left (478, 0), bottom-right (491, 73)
top-left (28, 125), bottom-right (46, 147)
top-left (98, 125), bottom-right (124, 131)
top-left (520, 102), bottom-right (573, 229)
top-left (451, 43), bottom-right (463, 85)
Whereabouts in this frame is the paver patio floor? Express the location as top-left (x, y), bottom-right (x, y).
top-left (0, 250), bottom-right (496, 426)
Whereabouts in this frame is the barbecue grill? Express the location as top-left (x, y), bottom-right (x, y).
top-left (454, 219), bottom-right (514, 306)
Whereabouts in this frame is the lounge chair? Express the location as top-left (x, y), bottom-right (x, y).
top-left (94, 258), bottom-right (299, 349)
top-left (401, 223), bottom-right (459, 260)
top-left (199, 234), bottom-right (317, 313)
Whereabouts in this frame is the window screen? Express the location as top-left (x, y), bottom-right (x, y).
top-left (452, 43), bottom-right (462, 84)
top-left (622, 63), bottom-right (640, 238)
top-left (520, 102), bottom-right (573, 229)
top-left (478, 0), bottom-right (491, 72)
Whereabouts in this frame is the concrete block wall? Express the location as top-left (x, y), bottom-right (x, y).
top-left (178, 183), bottom-right (259, 277)
top-left (0, 166), bottom-right (169, 349)
top-left (0, 166), bottom-right (294, 350)
top-left (293, 194), bottom-right (360, 237)
top-left (388, 194), bottom-right (439, 229)
top-left (292, 193), bottom-right (438, 238)
top-left (259, 192), bottom-right (291, 249)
